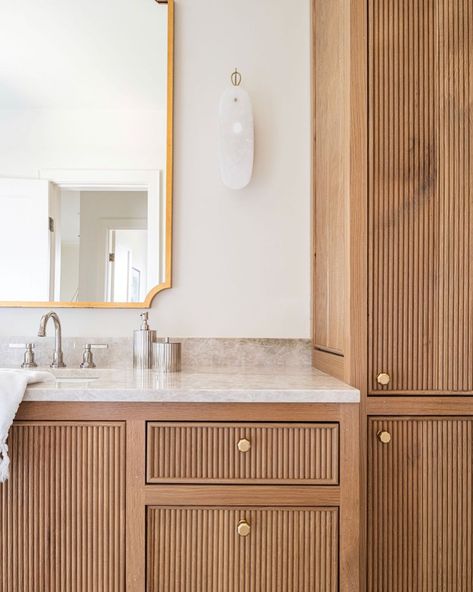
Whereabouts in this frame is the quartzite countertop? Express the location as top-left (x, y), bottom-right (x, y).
top-left (23, 366), bottom-right (360, 403)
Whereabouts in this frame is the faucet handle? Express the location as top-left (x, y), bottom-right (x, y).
top-left (80, 344), bottom-right (108, 369)
top-left (9, 343), bottom-right (38, 369)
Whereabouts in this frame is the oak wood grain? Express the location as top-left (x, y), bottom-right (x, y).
top-left (0, 422), bottom-right (125, 592)
top-left (146, 422), bottom-right (339, 485)
top-left (147, 506), bottom-right (338, 592)
top-left (368, 0), bottom-right (473, 395)
top-left (368, 417), bottom-right (473, 591)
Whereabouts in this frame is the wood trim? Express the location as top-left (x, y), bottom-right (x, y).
top-left (144, 486), bottom-right (341, 507)
top-left (125, 420), bottom-right (146, 592)
top-left (17, 401), bottom-right (358, 422)
top-left (0, 0), bottom-right (174, 310)
top-left (339, 405), bottom-right (361, 592)
top-left (313, 349), bottom-right (346, 381)
top-left (366, 397), bottom-right (473, 416)
top-left (348, 2), bottom-right (368, 591)
top-left (347, 0), bottom-right (368, 394)
top-left (369, 389), bottom-right (473, 397)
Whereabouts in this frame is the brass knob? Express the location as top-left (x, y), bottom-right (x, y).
top-left (237, 438), bottom-right (251, 453)
top-left (377, 372), bottom-right (391, 386)
top-left (377, 430), bottom-right (391, 444)
top-left (237, 520), bottom-right (251, 537)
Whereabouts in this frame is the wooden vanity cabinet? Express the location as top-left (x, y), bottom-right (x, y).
top-left (3, 401), bottom-right (359, 592)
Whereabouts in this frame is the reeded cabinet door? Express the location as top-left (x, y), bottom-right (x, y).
top-left (0, 422), bottom-right (126, 592)
top-left (368, 0), bottom-right (473, 394)
top-left (368, 417), bottom-right (473, 591)
top-left (147, 506), bottom-right (338, 592)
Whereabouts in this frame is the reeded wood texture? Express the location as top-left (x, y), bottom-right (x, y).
top-left (146, 422), bottom-right (339, 484)
top-left (313, 0), bottom-right (349, 356)
top-left (368, 417), bottom-right (473, 591)
top-left (147, 506), bottom-right (338, 592)
top-left (0, 422), bottom-right (125, 592)
top-left (368, 0), bottom-right (473, 394)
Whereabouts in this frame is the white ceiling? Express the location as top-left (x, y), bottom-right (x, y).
top-left (0, 0), bottom-right (168, 109)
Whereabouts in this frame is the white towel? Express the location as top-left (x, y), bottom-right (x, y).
top-left (0, 370), bottom-right (54, 482)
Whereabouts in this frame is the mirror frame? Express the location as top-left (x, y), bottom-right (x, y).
top-left (1, 0), bottom-right (174, 309)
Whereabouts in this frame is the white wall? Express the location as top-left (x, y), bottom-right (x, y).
top-left (0, 0), bottom-right (311, 338)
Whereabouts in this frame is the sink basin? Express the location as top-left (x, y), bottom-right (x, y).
top-left (55, 376), bottom-right (99, 384)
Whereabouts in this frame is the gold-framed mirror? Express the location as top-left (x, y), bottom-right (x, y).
top-left (0, 0), bottom-right (173, 308)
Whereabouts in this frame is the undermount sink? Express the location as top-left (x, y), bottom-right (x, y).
top-left (55, 376), bottom-right (99, 384)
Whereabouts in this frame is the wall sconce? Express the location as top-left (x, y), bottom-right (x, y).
top-left (218, 69), bottom-right (254, 190)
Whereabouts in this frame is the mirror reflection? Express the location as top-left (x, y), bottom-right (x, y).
top-left (0, 0), bottom-right (171, 306)
top-left (59, 189), bottom-right (152, 303)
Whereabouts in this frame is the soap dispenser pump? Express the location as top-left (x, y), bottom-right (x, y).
top-left (133, 312), bottom-right (157, 369)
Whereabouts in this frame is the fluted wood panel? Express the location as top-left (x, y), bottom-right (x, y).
top-left (147, 506), bottom-right (338, 592)
top-left (146, 422), bottom-right (339, 484)
top-left (368, 0), bottom-right (473, 394)
top-left (368, 417), bottom-right (473, 591)
top-left (0, 422), bottom-right (125, 592)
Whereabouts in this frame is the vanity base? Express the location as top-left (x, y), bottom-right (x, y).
top-left (1, 402), bottom-right (360, 592)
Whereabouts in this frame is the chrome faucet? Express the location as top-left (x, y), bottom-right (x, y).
top-left (38, 311), bottom-right (66, 368)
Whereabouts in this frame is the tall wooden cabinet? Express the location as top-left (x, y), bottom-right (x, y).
top-left (314, 0), bottom-right (473, 396)
top-left (313, 0), bottom-right (473, 589)
top-left (367, 0), bottom-right (473, 396)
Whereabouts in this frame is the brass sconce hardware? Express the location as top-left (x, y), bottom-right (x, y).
top-left (231, 68), bottom-right (242, 86)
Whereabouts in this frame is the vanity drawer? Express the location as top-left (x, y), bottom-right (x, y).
top-left (147, 506), bottom-right (339, 592)
top-left (146, 422), bottom-right (339, 485)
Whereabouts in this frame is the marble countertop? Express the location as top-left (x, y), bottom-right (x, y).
top-left (22, 367), bottom-right (360, 403)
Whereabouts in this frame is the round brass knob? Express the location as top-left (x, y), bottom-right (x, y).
top-left (237, 438), bottom-right (251, 453)
top-left (377, 372), bottom-right (391, 386)
top-left (377, 430), bottom-right (391, 444)
top-left (237, 520), bottom-right (251, 537)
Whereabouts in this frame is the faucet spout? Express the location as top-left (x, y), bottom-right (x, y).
top-left (38, 311), bottom-right (66, 368)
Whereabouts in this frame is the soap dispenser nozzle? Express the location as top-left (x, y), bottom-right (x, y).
top-left (140, 312), bottom-right (150, 330)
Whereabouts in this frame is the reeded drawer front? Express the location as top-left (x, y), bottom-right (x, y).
top-left (147, 506), bottom-right (339, 592)
top-left (146, 422), bottom-right (339, 484)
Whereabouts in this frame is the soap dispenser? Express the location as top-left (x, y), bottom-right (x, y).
top-left (133, 312), bottom-right (157, 369)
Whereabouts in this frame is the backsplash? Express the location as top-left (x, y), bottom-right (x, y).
top-left (0, 338), bottom-right (312, 369)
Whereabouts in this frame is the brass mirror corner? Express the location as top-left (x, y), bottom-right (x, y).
top-left (0, 0), bottom-right (174, 309)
